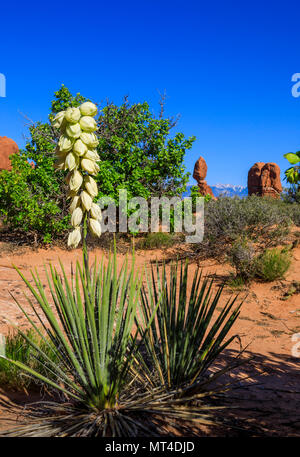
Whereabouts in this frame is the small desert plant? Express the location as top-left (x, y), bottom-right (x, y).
top-left (228, 238), bottom-right (256, 282)
top-left (0, 330), bottom-right (58, 391)
top-left (138, 261), bottom-right (243, 390)
top-left (227, 275), bottom-right (246, 291)
top-left (138, 232), bottom-right (176, 249)
top-left (254, 248), bottom-right (292, 282)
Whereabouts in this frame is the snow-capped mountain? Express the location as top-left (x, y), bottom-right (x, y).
top-left (210, 184), bottom-right (247, 197)
top-left (183, 184), bottom-right (247, 198)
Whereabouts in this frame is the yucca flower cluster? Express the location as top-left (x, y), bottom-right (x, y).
top-left (52, 102), bottom-right (102, 248)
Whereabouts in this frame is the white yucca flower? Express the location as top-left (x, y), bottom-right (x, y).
top-left (65, 107), bottom-right (81, 124)
top-left (81, 158), bottom-right (96, 174)
top-left (65, 152), bottom-right (78, 171)
top-left (81, 190), bottom-right (93, 211)
top-left (79, 116), bottom-right (97, 132)
top-left (84, 175), bottom-right (98, 198)
top-left (84, 149), bottom-right (100, 161)
top-left (58, 135), bottom-right (73, 152)
top-left (67, 228), bottom-right (81, 248)
top-left (80, 132), bottom-right (99, 148)
top-left (69, 170), bottom-right (83, 192)
top-left (79, 102), bottom-right (98, 117)
top-left (54, 101), bottom-right (101, 247)
top-left (73, 139), bottom-right (88, 157)
top-left (69, 195), bottom-right (80, 214)
top-left (52, 111), bottom-right (65, 129)
top-left (93, 162), bottom-right (100, 174)
top-left (89, 218), bottom-right (102, 237)
top-left (90, 202), bottom-right (102, 221)
top-left (66, 123), bottom-right (82, 139)
top-left (71, 206), bottom-right (83, 228)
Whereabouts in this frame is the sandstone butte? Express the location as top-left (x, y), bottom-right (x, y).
top-left (248, 162), bottom-right (282, 198)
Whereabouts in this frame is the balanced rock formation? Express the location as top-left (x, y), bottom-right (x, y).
top-left (0, 136), bottom-right (19, 171)
top-left (248, 162), bottom-right (282, 198)
top-left (193, 156), bottom-right (216, 199)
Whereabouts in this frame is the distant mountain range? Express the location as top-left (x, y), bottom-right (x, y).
top-left (183, 184), bottom-right (248, 198)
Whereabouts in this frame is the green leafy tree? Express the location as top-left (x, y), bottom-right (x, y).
top-left (0, 86), bottom-right (195, 242)
top-left (283, 151), bottom-right (300, 203)
top-left (96, 97), bottom-right (195, 201)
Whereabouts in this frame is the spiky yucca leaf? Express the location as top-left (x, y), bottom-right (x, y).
top-left (138, 261), bottom-right (242, 390)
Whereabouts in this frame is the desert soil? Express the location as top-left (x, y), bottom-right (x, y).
top-left (0, 240), bottom-right (299, 436)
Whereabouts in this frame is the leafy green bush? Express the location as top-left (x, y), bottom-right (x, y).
top-left (254, 248), bottom-right (291, 282)
top-left (96, 97), bottom-right (195, 202)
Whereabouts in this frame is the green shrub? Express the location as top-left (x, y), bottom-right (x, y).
top-left (227, 275), bottom-right (246, 290)
top-left (96, 98), bottom-right (195, 202)
top-left (254, 248), bottom-right (291, 282)
top-left (227, 238), bottom-right (256, 282)
top-left (138, 232), bottom-right (176, 249)
top-left (194, 195), bottom-right (295, 259)
top-left (0, 329), bottom-right (59, 391)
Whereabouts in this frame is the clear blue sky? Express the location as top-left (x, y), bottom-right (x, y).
top-left (1, 0), bottom-right (300, 186)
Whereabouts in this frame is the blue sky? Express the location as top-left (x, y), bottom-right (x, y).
top-left (1, 0), bottom-right (300, 186)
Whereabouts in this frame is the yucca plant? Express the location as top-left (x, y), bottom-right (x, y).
top-left (0, 250), bottom-right (245, 437)
top-left (137, 261), bottom-right (243, 392)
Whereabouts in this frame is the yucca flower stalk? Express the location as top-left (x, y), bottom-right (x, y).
top-left (53, 102), bottom-right (102, 249)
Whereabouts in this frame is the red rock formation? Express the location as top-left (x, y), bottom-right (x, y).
top-left (260, 163), bottom-right (282, 197)
top-left (247, 162), bottom-right (265, 196)
top-left (0, 136), bottom-right (19, 171)
top-left (193, 156), bottom-right (216, 199)
top-left (248, 162), bottom-right (282, 198)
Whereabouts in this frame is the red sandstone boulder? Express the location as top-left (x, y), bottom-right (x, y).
top-left (193, 157), bottom-right (208, 182)
top-left (0, 136), bottom-right (19, 171)
top-left (192, 156), bottom-right (216, 199)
